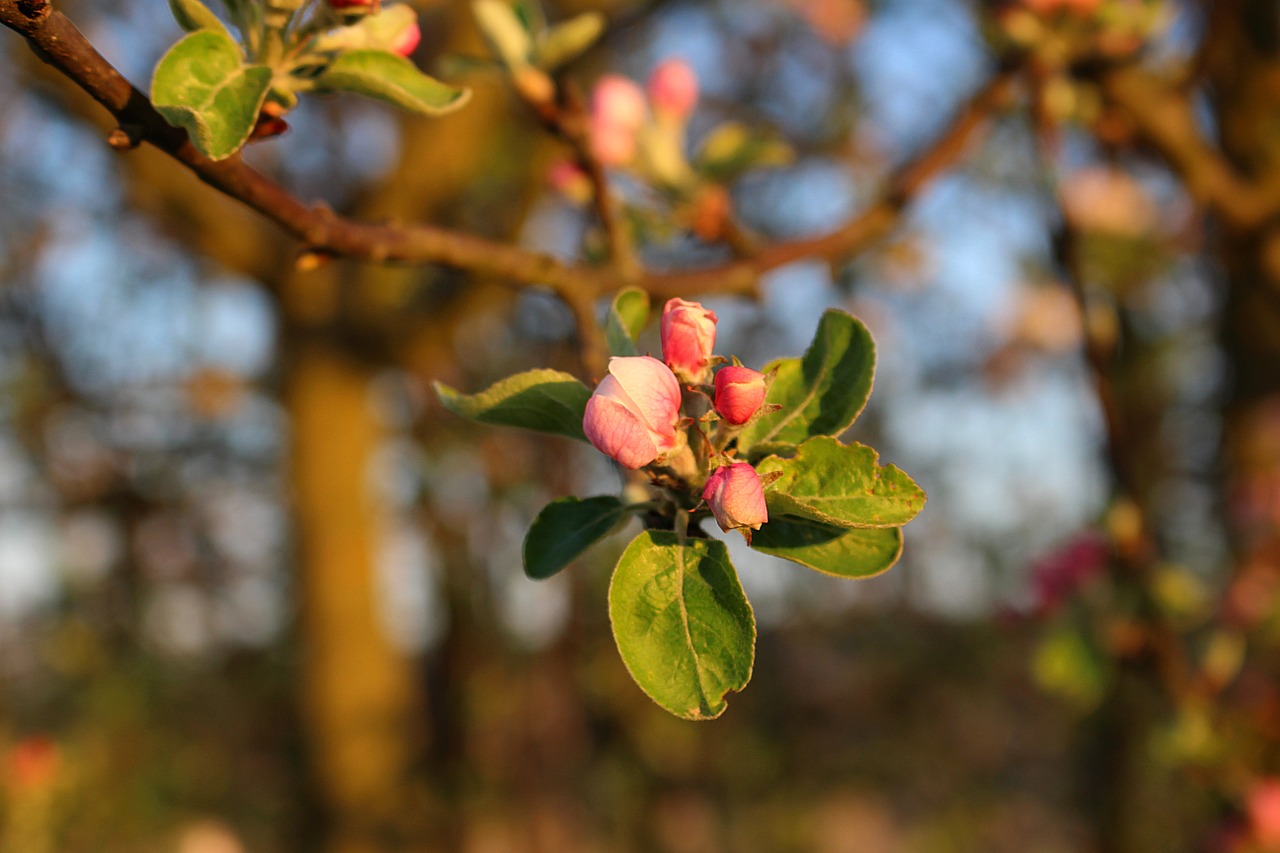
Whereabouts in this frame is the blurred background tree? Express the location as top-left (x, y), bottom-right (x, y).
top-left (2, 0), bottom-right (1280, 851)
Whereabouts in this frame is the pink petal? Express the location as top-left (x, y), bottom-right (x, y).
top-left (583, 393), bottom-right (659, 469)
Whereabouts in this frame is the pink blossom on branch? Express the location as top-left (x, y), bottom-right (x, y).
top-left (647, 58), bottom-right (698, 120)
top-left (703, 463), bottom-right (768, 534)
top-left (713, 365), bottom-right (768, 425)
top-left (583, 356), bottom-right (682, 469)
top-left (660, 297), bottom-right (718, 383)
top-left (589, 76), bottom-right (647, 167)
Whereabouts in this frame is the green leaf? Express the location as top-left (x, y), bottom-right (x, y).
top-left (751, 519), bottom-right (902, 578)
top-left (609, 531), bottom-right (755, 720)
top-left (317, 50), bottom-right (471, 116)
top-left (151, 29), bottom-right (272, 161)
top-left (534, 11), bottom-right (606, 70)
top-left (524, 496), bottom-right (629, 579)
top-left (756, 436), bottom-right (926, 528)
top-left (694, 121), bottom-right (794, 183)
top-left (604, 287), bottom-right (650, 357)
top-left (473, 0), bottom-right (534, 68)
top-left (167, 0), bottom-right (230, 35)
top-left (738, 309), bottom-right (876, 457)
top-left (511, 0), bottom-right (546, 34)
top-left (1032, 626), bottom-right (1107, 710)
top-left (433, 369), bottom-right (592, 441)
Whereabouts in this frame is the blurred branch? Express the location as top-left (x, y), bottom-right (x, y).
top-left (1097, 64), bottom-right (1280, 229)
top-left (0, 0), bottom-right (1019, 311)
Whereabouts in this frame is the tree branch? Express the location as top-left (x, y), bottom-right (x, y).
top-left (0, 0), bottom-right (1019, 307)
top-left (1097, 64), bottom-right (1280, 230)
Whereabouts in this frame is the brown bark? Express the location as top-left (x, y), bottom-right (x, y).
top-left (287, 338), bottom-right (423, 853)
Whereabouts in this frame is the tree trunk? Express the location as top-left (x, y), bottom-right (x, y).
top-left (287, 339), bottom-right (422, 853)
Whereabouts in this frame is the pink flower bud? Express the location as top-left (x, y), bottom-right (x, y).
top-left (661, 298), bottom-right (718, 383)
top-left (713, 366), bottom-right (768, 425)
top-left (547, 160), bottom-right (592, 205)
top-left (583, 356), bottom-right (682, 469)
top-left (647, 58), bottom-right (698, 120)
top-left (702, 463), bottom-right (768, 534)
top-left (1250, 779), bottom-right (1280, 850)
top-left (590, 76), bottom-right (647, 167)
top-left (391, 20), bottom-right (420, 56)
top-left (329, 0), bottom-right (379, 8)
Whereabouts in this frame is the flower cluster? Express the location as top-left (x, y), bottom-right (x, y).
top-left (582, 298), bottom-right (772, 538)
top-left (588, 58), bottom-right (699, 169)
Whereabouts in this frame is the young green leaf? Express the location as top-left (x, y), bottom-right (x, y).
top-left (316, 50), bottom-right (471, 116)
top-left (738, 309), bottom-right (876, 457)
top-left (524, 496), bottom-right (630, 580)
top-left (694, 121), bottom-right (794, 183)
top-left (756, 436), bottom-right (926, 528)
top-left (151, 29), bottom-right (271, 161)
top-left (433, 369), bottom-right (592, 441)
top-left (534, 11), bottom-right (606, 70)
top-left (604, 287), bottom-right (650, 357)
top-left (609, 531), bottom-right (755, 721)
top-left (751, 519), bottom-right (902, 578)
top-left (167, 0), bottom-right (230, 35)
top-left (472, 0), bottom-right (534, 68)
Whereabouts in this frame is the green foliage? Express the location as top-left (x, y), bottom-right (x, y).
top-left (167, 0), bottom-right (230, 35)
top-left (738, 309), bottom-right (876, 457)
top-left (317, 50), bottom-right (471, 115)
top-left (472, 0), bottom-right (534, 68)
top-left (433, 369), bottom-right (592, 441)
top-left (756, 437), bottom-right (927, 528)
top-left (604, 287), bottom-right (650, 357)
top-left (1032, 625), bottom-right (1108, 711)
top-left (151, 29), bottom-right (271, 161)
top-left (534, 12), bottom-right (606, 70)
top-left (751, 519), bottom-right (903, 578)
top-left (694, 121), bottom-right (795, 184)
top-left (434, 303), bottom-right (924, 720)
top-left (608, 531), bottom-right (755, 720)
top-left (523, 496), bottom-right (629, 579)
top-left (473, 0), bottom-right (604, 71)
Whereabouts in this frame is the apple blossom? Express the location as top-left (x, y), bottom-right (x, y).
top-left (647, 58), bottom-right (698, 120)
top-left (702, 463), bottom-right (768, 534)
top-left (661, 298), bottom-right (718, 383)
top-left (713, 365), bottom-right (768, 425)
top-left (583, 356), bottom-right (682, 469)
top-left (590, 76), bottom-right (647, 167)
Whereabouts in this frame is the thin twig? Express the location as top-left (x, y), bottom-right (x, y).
top-left (0, 0), bottom-right (1020, 308)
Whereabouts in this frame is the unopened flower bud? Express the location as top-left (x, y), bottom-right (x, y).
top-left (590, 75), bottom-right (647, 167)
top-left (713, 366), bottom-right (767, 425)
top-left (660, 297), bottom-right (718, 383)
top-left (647, 58), bottom-right (698, 120)
top-left (583, 356), bottom-right (682, 469)
top-left (702, 463), bottom-right (768, 534)
top-left (547, 161), bottom-right (592, 205)
top-left (391, 20), bottom-right (420, 56)
top-left (513, 66), bottom-right (555, 105)
top-left (1250, 779), bottom-right (1280, 849)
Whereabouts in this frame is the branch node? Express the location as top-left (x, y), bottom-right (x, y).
top-left (106, 125), bottom-right (142, 151)
top-left (296, 248), bottom-right (335, 272)
top-left (16, 0), bottom-right (48, 21)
